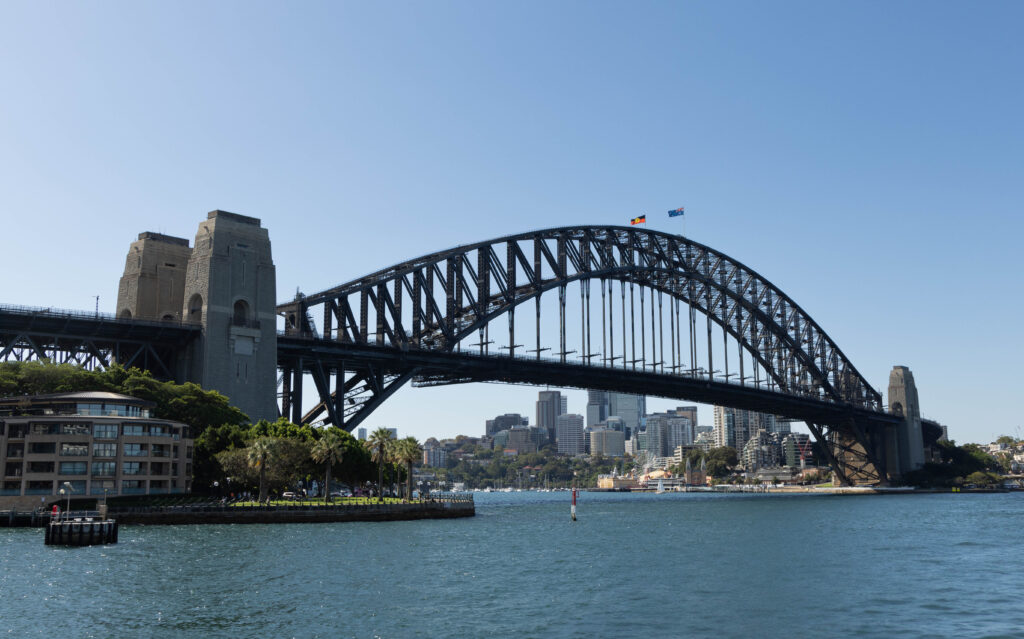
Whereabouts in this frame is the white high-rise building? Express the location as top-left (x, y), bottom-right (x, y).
top-left (556, 413), bottom-right (585, 455)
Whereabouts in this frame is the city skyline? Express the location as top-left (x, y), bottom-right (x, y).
top-left (2, 3), bottom-right (1021, 444)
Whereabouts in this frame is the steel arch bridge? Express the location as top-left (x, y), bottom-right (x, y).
top-left (277, 226), bottom-right (903, 486)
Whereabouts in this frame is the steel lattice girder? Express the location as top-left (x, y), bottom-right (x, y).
top-left (0, 309), bottom-right (200, 380)
top-left (280, 226), bottom-right (882, 409)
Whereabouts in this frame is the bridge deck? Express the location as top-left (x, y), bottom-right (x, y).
top-left (278, 335), bottom-right (901, 428)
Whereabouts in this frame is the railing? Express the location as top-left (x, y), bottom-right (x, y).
top-left (0, 303), bottom-right (201, 329)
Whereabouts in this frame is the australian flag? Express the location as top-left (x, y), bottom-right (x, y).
top-left (668, 207), bottom-right (685, 217)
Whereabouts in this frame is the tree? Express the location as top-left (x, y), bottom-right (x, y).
top-left (394, 437), bottom-right (423, 500)
top-left (311, 431), bottom-right (345, 503)
top-left (368, 427), bottom-right (395, 501)
top-left (247, 437), bottom-right (275, 502)
top-left (965, 471), bottom-right (1000, 487)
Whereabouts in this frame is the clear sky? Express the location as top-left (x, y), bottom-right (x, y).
top-left (2, 2), bottom-right (1021, 444)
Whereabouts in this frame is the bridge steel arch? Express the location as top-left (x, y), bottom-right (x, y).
top-left (277, 226), bottom-right (897, 485)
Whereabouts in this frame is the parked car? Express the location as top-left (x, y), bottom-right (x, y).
top-left (282, 491), bottom-right (297, 500)
top-left (330, 489), bottom-right (352, 498)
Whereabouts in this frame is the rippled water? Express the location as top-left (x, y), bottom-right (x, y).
top-left (2, 491), bottom-right (1023, 638)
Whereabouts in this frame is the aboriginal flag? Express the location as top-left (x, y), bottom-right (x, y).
top-left (668, 207), bottom-right (685, 217)
top-left (630, 215), bottom-right (646, 225)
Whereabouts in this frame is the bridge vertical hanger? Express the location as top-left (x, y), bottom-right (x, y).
top-left (639, 284), bottom-right (645, 370)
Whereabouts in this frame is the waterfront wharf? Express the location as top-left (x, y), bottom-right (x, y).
top-left (3, 495), bottom-right (474, 527)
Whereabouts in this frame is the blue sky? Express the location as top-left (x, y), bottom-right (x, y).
top-left (2, 2), bottom-right (1021, 444)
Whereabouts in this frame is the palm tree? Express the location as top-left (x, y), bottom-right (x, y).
top-left (368, 427), bottom-right (395, 502)
top-left (394, 437), bottom-right (423, 501)
top-left (311, 431), bottom-right (345, 504)
top-left (247, 437), bottom-right (275, 503)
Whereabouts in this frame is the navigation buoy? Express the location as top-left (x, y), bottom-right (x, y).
top-left (571, 488), bottom-right (577, 521)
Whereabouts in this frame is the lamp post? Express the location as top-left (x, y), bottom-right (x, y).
top-left (58, 488), bottom-right (65, 521)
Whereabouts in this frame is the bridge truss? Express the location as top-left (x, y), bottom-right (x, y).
top-left (0, 305), bottom-right (199, 380)
top-left (278, 226), bottom-right (900, 485)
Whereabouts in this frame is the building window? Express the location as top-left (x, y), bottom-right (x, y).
top-left (59, 462), bottom-right (87, 475)
top-left (123, 425), bottom-right (147, 437)
top-left (122, 462), bottom-right (145, 476)
top-left (233, 299), bottom-right (250, 327)
top-left (4, 462), bottom-right (22, 477)
top-left (6, 444), bottom-right (24, 458)
top-left (25, 480), bottom-right (53, 495)
top-left (152, 444), bottom-right (169, 458)
top-left (8, 424), bottom-right (28, 439)
top-left (150, 425), bottom-right (167, 437)
top-left (92, 462), bottom-right (116, 477)
top-left (30, 423), bottom-right (59, 435)
top-left (28, 442), bottom-right (56, 455)
top-left (92, 443), bottom-right (117, 458)
top-left (187, 294), bottom-right (203, 323)
top-left (77, 403), bottom-right (103, 416)
top-left (59, 423), bottom-right (92, 435)
top-left (124, 444), bottom-right (147, 457)
top-left (27, 461), bottom-right (55, 473)
top-left (64, 480), bottom-right (86, 494)
top-left (121, 479), bottom-right (144, 494)
top-left (1, 480), bottom-right (21, 496)
top-left (60, 443), bottom-right (89, 457)
top-left (90, 480), bottom-right (115, 496)
top-left (93, 424), bottom-right (118, 439)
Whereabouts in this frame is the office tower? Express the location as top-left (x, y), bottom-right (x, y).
top-left (608, 392), bottom-right (645, 436)
top-left (486, 413), bottom-right (528, 437)
top-left (536, 391), bottom-right (562, 444)
top-left (590, 429), bottom-right (625, 457)
top-left (555, 413), bottom-right (585, 455)
top-left (713, 407), bottom-right (779, 452)
top-left (586, 390), bottom-right (609, 427)
top-left (560, 396), bottom-right (568, 415)
top-left (357, 427), bottom-right (367, 441)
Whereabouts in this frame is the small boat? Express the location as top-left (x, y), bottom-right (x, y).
top-left (656, 478), bottom-right (665, 494)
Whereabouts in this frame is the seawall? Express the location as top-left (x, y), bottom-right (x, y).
top-left (3, 498), bottom-right (475, 527)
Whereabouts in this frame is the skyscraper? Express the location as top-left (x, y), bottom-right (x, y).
top-left (585, 390), bottom-right (609, 427)
top-left (608, 392), bottom-right (645, 438)
top-left (555, 413), bottom-right (585, 455)
top-left (713, 407), bottom-right (778, 452)
top-left (536, 391), bottom-right (562, 444)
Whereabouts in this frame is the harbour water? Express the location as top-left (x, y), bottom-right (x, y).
top-left (2, 491), bottom-right (1022, 638)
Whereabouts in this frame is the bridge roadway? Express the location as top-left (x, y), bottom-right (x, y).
top-left (276, 334), bottom-right (904, 430)
top-left (0, 305), bottom-right (902, 430)
top-left (0, 305), bottom-right (199, 378)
